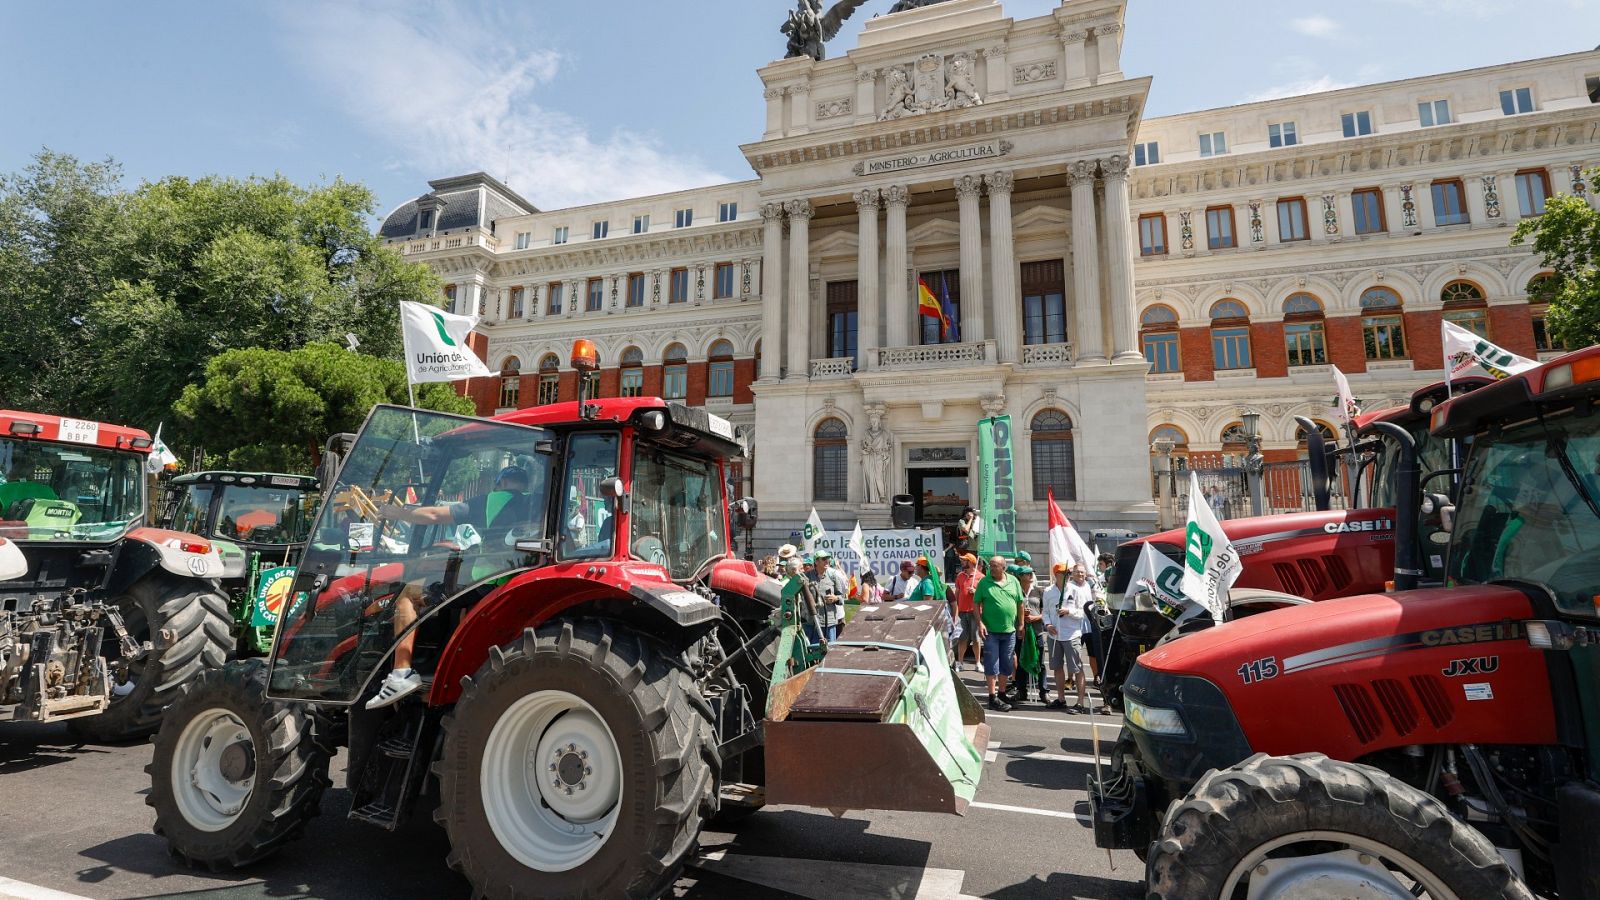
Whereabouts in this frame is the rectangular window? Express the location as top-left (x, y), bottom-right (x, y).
top-left (1139, 214), bottom-right (1167, 256)
top-left (1515, 169), bottom-right (1551, 217)
top-left (514, 232), bottom-right (531, 250)
top-left (443, 284), bottom-right (458, 314)
top-left (552, 226), bottom-right (569, 245)
top-left (826, 280), bottom-right (859, 366)
top-left (1418, 99), bottom-right (1451, 127)
top-left (1211, 327), bottom-right (1253, 370)
top-left (708, 361), bottom-right (734, 397)
top-left (674, 208), bottom-right (693, 228)
top-left (1589, 75), bottom-right (1600, 104)
top-left (1142, 332), bottom-right (1180, 374)
top-left (627, 273), bottom-right (646, 308)
top-left (663, 365), bottom-right (687, 400)
top-left (1134, 141), bottom-right (1160, 166)
top-left (1284, 321), bottom-right (1327, 367)
top-left (1432, 179), bottom-right (1470, 226)
top-left (1341, 110), bottom-right (1374, 137)
top-left (1352, 188), bottom-right (1386, 234)
top-left (592, 220), bottom-right (609, 240)
top-left (1532, 313), bottom-right (1568, 352)
top-left (718, 201), bottom-right (738, 223)
top-left (508, 286), bottom-right (525, 319)
top-left (1268, 121), bottom-right (1298, 148)
top-left (1443, 308), bottom-right (1489, 337)
top-left (586, 278), bottom-right (605, 312)
top-left (620, 368), bottom-right (644, 398)
top-left (547, 282), bottom-right (564, 315)
top-left (1362, 314), bottom-right (1408, 360)
top-left (1198, 131), bottom-right (1227, 157)
top-left (499, 377), bottom-right (520, 410)
top-left (669, 268), bottom-right (689, 303)
top-left (419, 210), bottom-right (434, 230)
top-left (714, 263), bottom-right (735, 299)
top-left (1020, 259), bottom-right (1067, 346)
top-left (918, 269), bottom-right (961, 345)
top-left (1277, 197), bottom-right (1309, 242)
top-left (813, 440), bottom-right (847, 503)
top-left (1205, 206), bottom-right (1236, 250)
top-left (1500, 87), bottom-right (1535, 115)
top-left (632, 215), bottom-right (649, 235)
top-left (537, 374), bottom-right (560, 405)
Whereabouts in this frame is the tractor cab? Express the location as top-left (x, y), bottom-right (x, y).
top-left (0, 412), bottom-right (150, 549)
top-left (161, 471), bottom-right (320, 553)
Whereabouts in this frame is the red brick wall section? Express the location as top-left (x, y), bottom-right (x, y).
top-left (642, 364), bottom-right (664, 400)
top-left (558, 371), bottom-right (578, 403)
top-left (1179, 327), bottom-right (1214, 382)
top-left (519, 375), bottom-right (539, 409)
top-left (686, 362), bottom-right (708, 406)
top-left (1251, 322), bottom-right (1288, 378)
top-left (599, 367), bottom-right (620, 398)
top-left (733, 359), bottom-right (757, 405)
top-left (467, 379), bottom-right (497, 416)
top-left (1488, 304), bottom-right (1536, 357)
top-left (1404, 309), bottom-right (1442, 370)
top-left (1324, 315), bottom-right (1368, 374)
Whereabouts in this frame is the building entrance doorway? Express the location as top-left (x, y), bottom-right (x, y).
top-left (908, 467), bottom-right (969, 526)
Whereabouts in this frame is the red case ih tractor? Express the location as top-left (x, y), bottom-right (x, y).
top-left (1090, 345), bottom-right (1600, 899)
top-left (147, 377), bottom-right (986, 899)
top-left (0, 411), bottom-right (232, 740)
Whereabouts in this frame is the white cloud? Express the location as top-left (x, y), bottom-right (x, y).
top-left (1243, 76), bottom-right (1359, 104)
top-left (1290, 15), bottom-right (1341, 38)
top-left (275, 3), bottom-right (728, 211)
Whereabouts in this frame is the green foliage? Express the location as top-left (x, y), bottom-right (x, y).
top-left (174, 343), bottom-right (474, 472)
top-left (1512, 174), bottom-right (1600, 350)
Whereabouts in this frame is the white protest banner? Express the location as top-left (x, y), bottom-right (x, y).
top-left (809, 527), bottom-right (944, 581)
top-left (1127, 542), bottom-right (1195, 621)
top-left (1180, 472), bottom-right (1241, 620)
top-left (848, 521), bottom-right (870, 574)
top-left (1442, 320), bottom-right (1537, 387)
top-left (399, 301), bottom-right (493, 384)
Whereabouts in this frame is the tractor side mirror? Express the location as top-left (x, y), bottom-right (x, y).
top-left (731, 498), bottom-right (759, 530)
top-left (514, 537), bottom-right (553, 555)
top-left (1420, 492), bottom-right (1455, 535)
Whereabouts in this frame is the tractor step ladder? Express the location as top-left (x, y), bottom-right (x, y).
top-left (348, 712), bottom-right (438, 830)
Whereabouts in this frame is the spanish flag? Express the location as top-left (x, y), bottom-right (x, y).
top-left (917, 278), bottom-right (950, 341)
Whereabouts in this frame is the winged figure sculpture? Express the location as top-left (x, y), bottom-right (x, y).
top-left (782, 0), bottom-right (871, 61)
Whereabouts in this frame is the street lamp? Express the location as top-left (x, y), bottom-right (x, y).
top-left (1239, 409), bottom-right (1266, 516)
top-left (1152, 438), bottom-right (1175, 529)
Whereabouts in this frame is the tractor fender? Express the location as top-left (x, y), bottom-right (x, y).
top-left (118, 527), bottom-right (225, 586)
top-left (426, 561), bottom-right (723, 707)
top-left (209, 539), bottom-right (250, 580)
top-left (0, 537), bottom-right (25, 582)
top-left (1226, 587), bottom-right (1313, 614)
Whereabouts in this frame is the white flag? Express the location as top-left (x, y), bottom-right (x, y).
top-left (1330, 366), bottom-right (1360, 430)
top-left (848, 521), bottom-right (869, 573)
top-left (399, 301), bottom-right (493, 384)
top-left (1127, 542), bottom-right (1194, 620)
top-left (1441, 320), bottom-right (1537, 387)
top-left (1046, 488), bottom-right (1095, 574)
top-left (803, 508), bottom-right (827, 554)
top-left (1180, 472), bottom-right (1241, 621)
top-left (145, 423), bottom-right (179, 474)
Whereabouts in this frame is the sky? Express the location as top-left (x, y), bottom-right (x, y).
top-left (1, 0), bottom-right (1592, 218)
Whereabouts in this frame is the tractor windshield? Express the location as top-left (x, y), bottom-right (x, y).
top-left (0, 438), bottom-right (144, 543)
top-left (213, 484), bottom-right (318, 545)
top-left (268, 406), bottom-right (553, 704)
top-left (1448, 412), bottom-right (1600, 617)
top-left (629, 446), bottom-right (726, 581)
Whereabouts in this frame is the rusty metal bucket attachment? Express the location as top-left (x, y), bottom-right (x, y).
top-left (764, 599), bottom-right (988, 814)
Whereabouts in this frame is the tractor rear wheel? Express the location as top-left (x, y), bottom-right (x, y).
top-left (1147, 753), bottom-right (1533, 900)
top-left (436, 619), bottom-right (717, 900)
top-left (147, 659), bottom-right (331, 868)
top-left (70, 577), bottom-right (232, 742)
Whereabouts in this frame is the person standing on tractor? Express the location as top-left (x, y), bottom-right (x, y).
top-left (975, 554), bottom-right (1023, 712)
top-left (367, 465), bottom-right (535, 708)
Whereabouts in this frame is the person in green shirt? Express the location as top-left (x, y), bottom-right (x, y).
top-left (974, 554), bottom-right (1023, 711)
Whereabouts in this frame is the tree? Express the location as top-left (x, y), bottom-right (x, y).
top-left (1512, 174), bottom-right (1600, 350)
top-left (174, 343), bottom-right (475, 473)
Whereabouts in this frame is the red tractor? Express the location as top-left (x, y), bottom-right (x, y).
top-left (1090, 345), bottom-right (1600, 898)
top-left (147, 370), bottom-right (986, 899)
top-left (0, 411), bottom-right (232, 740)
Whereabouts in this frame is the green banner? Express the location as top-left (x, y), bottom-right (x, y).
top-left (976, 416), bottom-right (1017, 559)
top-left (249, 565), bottom-right (299, 628)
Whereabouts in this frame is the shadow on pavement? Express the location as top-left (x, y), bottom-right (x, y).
top-left (0, 722), bottom-right (113, 774)
top-left (986, 871), bottom-right (1145, 899)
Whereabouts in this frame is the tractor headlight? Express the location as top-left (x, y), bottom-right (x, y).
top-left (1125, 697), bottom-right (1189, 737)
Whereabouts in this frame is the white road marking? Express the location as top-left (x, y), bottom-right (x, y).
top-left (0, 876), bottom-right (94, 900)
top-left (986, 711), bottom-right (1122, 729)
top-left (996, 747), bottom-right (1101, 765)
top-left (691, 850), bottom-right (968, 899)
top-left (969, 800), bottom-right (1092, 823)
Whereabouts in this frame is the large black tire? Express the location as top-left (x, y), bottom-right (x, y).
top-left (146, 659), bottom-right (331, 868)
top-left (435, 619), bottom-right (718, 900)
top-left (1147, 753), bottom-right (1533, 899)
top-left (69, 577), bottom-right (232, 742)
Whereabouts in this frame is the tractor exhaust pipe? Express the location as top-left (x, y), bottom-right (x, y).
top-left (1294, 416), bottom-right (1332, 512)
top-left (1369, 421), bottom-right (1421, 591)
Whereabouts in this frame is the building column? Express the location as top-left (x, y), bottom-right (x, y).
top-left (1335, 190), bottom-right (1357, 241)
top-left (759, 203), bottom-right (785, 380)
top-left (1069, 160), bottom-right (1105, 365)
top-left (1415, 182), bottom-right (1438, 230)
top-left (1101, 155), bottom-right (1141, 362)
top-left (1313, 193), bottom-right (1338, 243)
top-left (884, 185), bottom-right (910, 350)
top-left (785, 199), bottom-right (813, 380)
top-left (956, 174), bottom-right (986, 345)
top-left (1061, 30), bottom-right (1090, 89)
top-left (986, 170), bottom-right (1019, 362)
top-left (855, 188), bottom-right (881, 370)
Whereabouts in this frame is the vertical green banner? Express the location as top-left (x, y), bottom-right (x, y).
top-left (976, 416), bottom-right (1017, 559)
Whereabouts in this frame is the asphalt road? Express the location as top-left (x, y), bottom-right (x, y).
top-left (0, 671), bottom-right (1143, 900)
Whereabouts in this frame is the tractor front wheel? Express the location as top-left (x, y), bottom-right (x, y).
top-left (1147, 752), bottom-right (1533, 900)
top-left (436, 619), bottom-right (717, 900)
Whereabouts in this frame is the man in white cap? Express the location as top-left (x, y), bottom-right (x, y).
top-left (808, 549), bottom-right (849, 641)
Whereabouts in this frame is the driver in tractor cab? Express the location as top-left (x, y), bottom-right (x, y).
top-left (367, 465), bottom-right (535, 708)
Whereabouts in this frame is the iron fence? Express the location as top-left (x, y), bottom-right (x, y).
top-left (1160, 459), bottom-right (1352, 522)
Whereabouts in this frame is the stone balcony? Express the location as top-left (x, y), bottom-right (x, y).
top-left (875, 340), bottom-right (994, 371)
top-left (1020, 342), bottom-right (1074, 367)
top-left (809, 357), bottom-right (857, 379)
top-left (397, 226), bottom-right (500, 255)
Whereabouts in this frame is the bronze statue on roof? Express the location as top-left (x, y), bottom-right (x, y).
top-left (782, 0), bottom-right (871, 61)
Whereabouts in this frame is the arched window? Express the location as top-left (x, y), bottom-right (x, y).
top-left (1030, 410), bottom-right (1076, 501)
top-left (1359, 287), bottom-right (1407, 360)
top-left (619, 347), bottom-right (644, 398)
top-left (1441, 280), bottom-right (1488, 337)
top-left (1220, 420), bottom-right (1250, 469)
top-left (1209, 300), bottom-right (1252, 370)
top-left (708, 340), bottom-right (735, 398)
top-left (537, 354), bottom-right (561, 405)
top-left (1526, 273), bottom-right (1567, 352)
top-left (1149, 425), bottom-right (1190, 483)
top-left (498, 356), bottom-right (522, 409)
top-left (813, 418), bottom-right (848, 502)
top-left (1295, 421), bottom-right (1337, 445)
top-left (663, 343), bottom-right (689, 401)
top-left (1282, 293), bottom-right (1327, 367)
top-left (1140, 305), bottom-right (1180, 374)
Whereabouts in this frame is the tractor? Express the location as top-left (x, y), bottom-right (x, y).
top-left (1096, 377), bottom-right (1488, 708)
top-left (1089, 344), bottom-right (1600, 898)
top-left (146, 351), bottom-right (986, 899)
top-left (0, 410), bottom-right (232, 741)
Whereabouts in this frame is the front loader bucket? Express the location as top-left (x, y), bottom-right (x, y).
top-left (764, 600), bottom-right (988, 814)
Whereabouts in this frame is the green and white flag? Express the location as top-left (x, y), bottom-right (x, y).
top-left (1128, 542), bottom-right (1196, 622)
top-left (399, 300), bottom-right (493, 384)
top-left (1180, 472), bottom-right (1240, 620)
top-left (803, 507), bottom-right (827, 554)
top-left (848, 521), bottom-right (869, 574)
top-left (1442, 320), bottom-right (1537, 386)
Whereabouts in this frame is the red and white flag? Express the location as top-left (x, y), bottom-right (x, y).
top-left (1047, 489), bottom-right (1096, 574)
